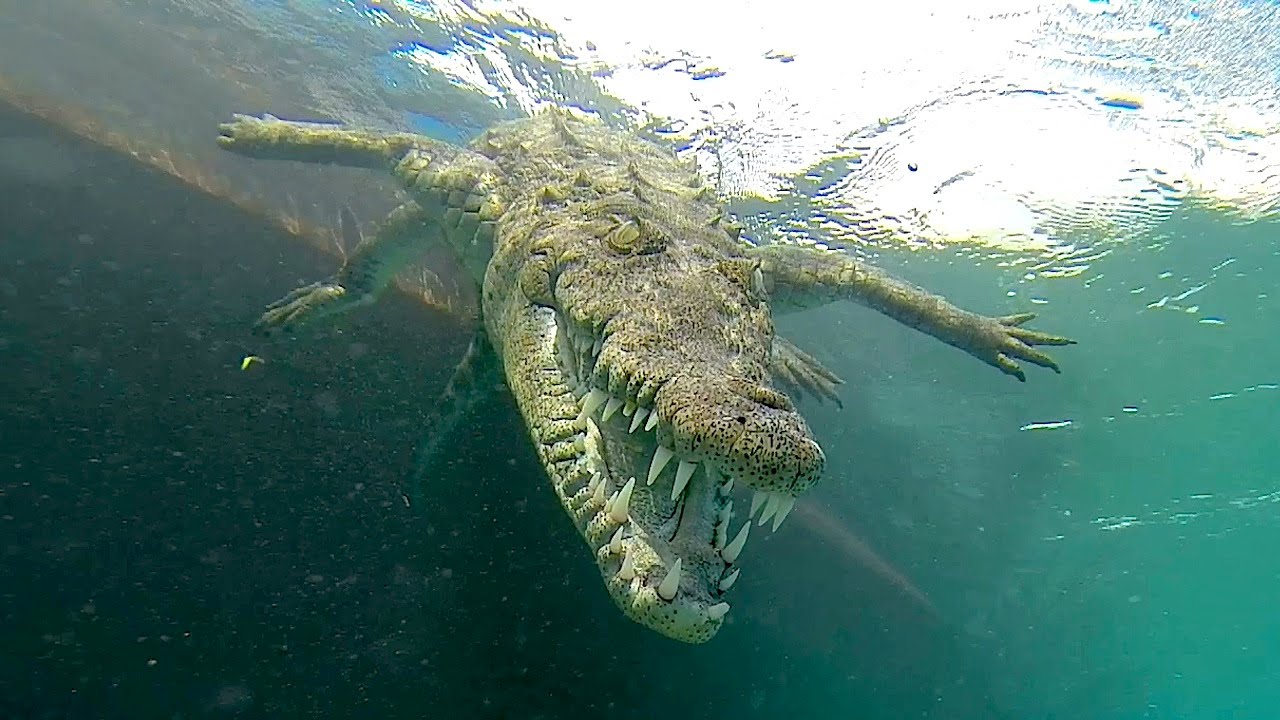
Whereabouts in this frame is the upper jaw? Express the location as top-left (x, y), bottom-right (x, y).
top-left (547, 308), bottom-right (825, 643)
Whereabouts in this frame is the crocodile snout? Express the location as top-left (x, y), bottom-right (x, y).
top-left (652, 374), bottom-right (824, 498)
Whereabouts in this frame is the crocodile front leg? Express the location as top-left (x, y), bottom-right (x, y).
top-left (216, 113), bottom-right (431, 169)
top-left (218, 113), bottom-right (507, 286)
top-left (749, 244), bottom-right (1075, 381)
top-left (252, 202), bottom-right (443, 334)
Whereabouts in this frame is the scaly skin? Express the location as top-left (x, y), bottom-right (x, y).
top-left (216, 109), bottom-right (1074, 643)
top-left (750, 244), bottom-right (1072, 381)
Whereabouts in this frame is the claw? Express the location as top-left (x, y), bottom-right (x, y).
top-left (973, 310), bottom-right (1075, 381)
top-left (1012, 343), bottom-right (1061, 373)
top-left (999, 312), bottom-right (1037, 327)
top-left (1009, 327), bottom-right (1076, 346)
top-left (253, 281), bottom-right (349, 335)
top-left (994, 353), bottom-right (1026, 382)
top-left (769, 337), bottom-right (845, 406)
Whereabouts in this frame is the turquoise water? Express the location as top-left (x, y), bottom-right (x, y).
top-left (773, 206), bottom-right (1279, 718)
top-left (0, 1), bottom-right (1277, 718)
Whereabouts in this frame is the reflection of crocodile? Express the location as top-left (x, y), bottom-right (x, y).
top-left (216, 108), bottom-right (1073, 643)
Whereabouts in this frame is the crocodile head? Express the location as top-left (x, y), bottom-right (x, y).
top-left (507, 190), bottom-right (825, 643)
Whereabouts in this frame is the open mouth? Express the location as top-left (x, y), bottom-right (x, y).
top-left (546, 308), bottom-right (810, 643)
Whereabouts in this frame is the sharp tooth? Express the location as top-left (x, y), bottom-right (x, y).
top-left (657, 557), bottom-right (682, 601)
top-left (644, 411), bottom-right (659, 432)
top-left (618, 550), bottom-right (635, 581)
top-left (587, 472), bottom-right (602, 495)
top-left (719, 568), bottom-right (740, 592)
top-left (601, 396), bottom-right (624, 421)
top-left (671, 461), bottom-right (697, 501)
top-left (609, 476), bottom-right (635, 524)
top-left (707, 602), bottom-right (730, 620)
top-left (771, 495), bottom-right (796, 532)
top-left (629, 407), bottom-right (649, 433)
top-left (749, 490), bottom-right (766, 518)
top-left (722, 521), bottom-right (750, 564)
top-left (609, 526), bottom-right (624, 554)
top-left (720, 476), bottom-right (735, 496)
top-left (757, 492), bottom-right (783, 526)
top-left (647, 445), bottom-right (674, 485)
top-left (592, 476), bottom-right (607, 506)
top-left (622, 400), bottom-right (636, 417)
top-left (604, 490), bottom-right (616, 516)
top-left (714, 501), bottom-right (733, 549)
top-left (577, 388), bottom-right (608, 421)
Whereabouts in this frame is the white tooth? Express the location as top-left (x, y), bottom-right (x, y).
top-left (749, 490), bottom-right (766, 518)
top-left (644, 411), bottom-right (659, 432)
top-left (629, 407), bottom-right (649, 433)
top-left (657, 557), bottom-right (682, 601)
top-left (722, 521), bottom-right (750, 564)
top-left (719, 568), bottom-right (740, 592)
top-left (671, 461), bottom-right (696, 501)
top-left (604, 490), bottom-right (616, 516)
top-left (720, 476), bottom-right (735, 496)
top-left (577, 388), bottom-right (608, 421)
top-left (601, 396), bottom-right (624, 421)
top-left (609, 477), bottom-right (635, 524)
top-left (757, 492), bottom-right (783, 526)
top-left (707, 602), bottom-right (730, 620)
top-left (647, 445), bottom-right (674, 485)
top-left (587, 472), bottom-right (602, 495)
top-left (592, 336), bottom-right (603, 357)
top-left (714, 501), bottom-right (732, 549)
top-left (771, 495), bottom-right (796, 532)
top-left (592, 476), bottom-right (607, 506)
top-left (609, 526), bottom-right (624, 554)
top-left (618, 550), bottom-right (636, 580)
top-left (622, 400), bottom-right (636, 417)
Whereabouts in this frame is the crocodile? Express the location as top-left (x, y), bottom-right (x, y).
top-left (215, 108), bottom-right (1074, 644)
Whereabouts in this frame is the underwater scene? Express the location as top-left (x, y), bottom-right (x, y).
top-left (0, 0), bottom-right (1277, 718)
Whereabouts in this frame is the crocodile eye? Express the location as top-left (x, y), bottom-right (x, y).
top-left (606, 220), bottom-right (642, 253)
top-left (604, 216), bottom-right (667, 256)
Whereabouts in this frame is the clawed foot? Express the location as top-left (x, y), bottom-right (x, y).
top-left (216, 113), bottom-right (283, 155)
top-left (254, 280), bottom-right (351, 335)
top-left (966, 312), bottom-right (1076, 382)
top-left (771, 337), bottom-right (846, 407)
top-left (216, 113), bottom-right (355, 163)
